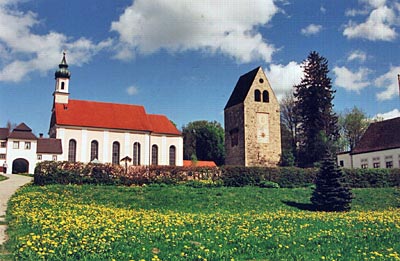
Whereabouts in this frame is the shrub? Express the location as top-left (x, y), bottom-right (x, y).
top-left (259, 181), bottom-right (280, 188)
top-left (34, 161), bottom-right (220, 186)
top-left (34, 161), bottom-right (400, 188)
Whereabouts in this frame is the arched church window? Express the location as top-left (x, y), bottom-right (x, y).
top-left (133, 142), bottom-right (141, 165)
top-left (255, 90), bottom-right (261, 102)
top-left (61, 82), bottom-right (65, 90)
top-left (90, 140), bottom-right (99, 161)
top-left (169, 146), bottom-right (176, 166)
top-left (68, 139), bottom-right (77, 162)
top-left (151, 145), bottom-right (158, 165)
top-left (112, 142), bottom-right (120, 165)
top-left (263, 90), bottom-right (269, 103)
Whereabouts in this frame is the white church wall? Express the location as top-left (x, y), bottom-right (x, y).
top-left (57, 126), bottom-right (183, 166)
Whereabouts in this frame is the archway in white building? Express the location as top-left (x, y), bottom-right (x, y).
top-left (12, 158), bottom-right (29, 174)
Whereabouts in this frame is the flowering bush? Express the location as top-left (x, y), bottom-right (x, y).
top-left (34, 161), bottom-right (220, 186)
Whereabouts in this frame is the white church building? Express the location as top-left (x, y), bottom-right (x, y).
top-left (1, 54), bottom-right (183, 174)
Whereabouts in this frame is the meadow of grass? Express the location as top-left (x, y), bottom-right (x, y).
top-left (5, 184), bottom-right (400, 260)
top-left (0, 174), bottom-right (8, 182)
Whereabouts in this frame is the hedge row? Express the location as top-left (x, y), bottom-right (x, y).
top-left (34, 161), bottom-right (400, 188)
top-left (34, 161), bottom-right (220, 186)
top-left (221, 167), bottom-right (400, 188)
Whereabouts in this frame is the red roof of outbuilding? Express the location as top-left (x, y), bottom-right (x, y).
top-left (183, 160), bottom-right (217, 167)
top-left (53, 99), bottom-right (181, 135)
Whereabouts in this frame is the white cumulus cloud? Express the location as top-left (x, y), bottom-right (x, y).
top-left (110, 0), bottom-right (278, 63)
top-left (374, 66), bottom-right (400, 101)
top-left (0, 1), bottom-right (112, 82)
top-left (301, 24), bottom-right (323, 36)
top-left (126, 85), bottom-right (139, 96)
top-left (264, 61), bottom-right (303, 100)
top-left (373, 108), bottom-right (400, 120)
top-left (333, 66), bottom-right (371, 92)
top-left (343, 1), bottom-right (398, 41)
top-left (347, 50), bottom-right (367, 62)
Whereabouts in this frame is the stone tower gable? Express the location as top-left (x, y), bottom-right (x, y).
top-left (224, 67), bottom-right (281, 167)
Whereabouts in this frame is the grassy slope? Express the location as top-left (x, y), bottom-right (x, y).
top-left (56, 184), bottom-right (400, 212)
top-left (5, 185), bottom-right (400, 261)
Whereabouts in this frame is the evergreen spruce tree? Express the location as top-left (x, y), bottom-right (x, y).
top-left (311, 151), bottom-right (353, 212)
top-left (294, 51), bottom-right (339, 167)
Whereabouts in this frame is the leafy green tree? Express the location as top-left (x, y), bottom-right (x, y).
top-left (339, 107), bottom-right (369, 151)
top-left (280, 92), bottom-right (299, 166)
top-left (182, 120), bottom-right (225, 166)
top-left (311, 151), bottom-right (353, 212)
top-left (294, 51), bottom-right (339, 167)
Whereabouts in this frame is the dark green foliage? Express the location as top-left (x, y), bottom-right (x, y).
top-left (280, 149), bottom-right (295, 167)
top-left (34, 161), bottom-right (400, 188)
top-left (311, 152), bottom-right (352, 211)
top-left (280, 92), bottom-right (299, 165)
top-left (294, 51), bottom-right (339, 167)
top-left (182, 120), bottom-right (225, 165)
top-left (34, 161), bottom-right (220, 186)
top-left (339, 106), bottom-right (369, 151)
top-left (259, 181), bottom-right (280, 188)
top-left (220, 166), bottom-right (316, 188)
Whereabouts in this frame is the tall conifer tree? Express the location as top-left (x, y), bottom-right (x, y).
top-left (294, 51), bottom-right (339, 167)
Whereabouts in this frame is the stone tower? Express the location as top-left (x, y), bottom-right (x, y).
top-left (224, 67), bottom-right (281, 166)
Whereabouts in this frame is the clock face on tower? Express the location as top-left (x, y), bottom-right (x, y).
top-left (257, 113), bottom-right (269, 143)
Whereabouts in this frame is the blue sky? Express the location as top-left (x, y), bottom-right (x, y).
top-left (0, 0), bottom-right (399, 136)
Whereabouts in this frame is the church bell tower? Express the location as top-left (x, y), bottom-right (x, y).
top-left (53, 52), bottom-right (71, 104)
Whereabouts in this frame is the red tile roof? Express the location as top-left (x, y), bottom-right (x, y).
top-left (352, 117), bottom-right (400, 154)
top-left (53, 99), bottom-right (181, 135)
top-left (183, 160), bottom-right (217, 167)
top-left (37, 138), bottom-right (63, 154)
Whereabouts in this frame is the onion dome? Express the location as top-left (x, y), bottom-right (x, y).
top-left (55, 52), bottom-right (71, 79)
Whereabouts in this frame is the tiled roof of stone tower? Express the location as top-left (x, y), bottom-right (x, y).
top-left (224, 67), bottom-right (261, 109)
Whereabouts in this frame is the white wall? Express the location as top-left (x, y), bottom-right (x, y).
top-left (337, 148), bottom-right (400, 169)
top-left (56, 126), bottom-right (183, 166)
top-left (6, 139), bottom-right (37, 174)
top-left (337, 153), bottom-right (352, 168)
top-left (352, 148), bottom-right (400, 169)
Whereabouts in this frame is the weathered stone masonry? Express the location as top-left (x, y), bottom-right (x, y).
top-left (224, 67), bottom-right (281, 167)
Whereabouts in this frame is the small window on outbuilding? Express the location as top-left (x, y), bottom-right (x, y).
top-left (263, 90), bottom-right (269, 103)
top-left (254, 90), bottom-right (261, 102)
top-left (386, 161), bottom-right (393, 168)
top-left (339, 160), bottom-right (344, 167)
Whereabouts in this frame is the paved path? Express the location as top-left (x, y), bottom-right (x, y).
top-left (0, 174), bottom-right (32, 245)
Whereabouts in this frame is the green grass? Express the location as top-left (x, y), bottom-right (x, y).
top-left (0, 174), bottom-right (8, 182)
top-left (5, 185), bottom-right (400, 260)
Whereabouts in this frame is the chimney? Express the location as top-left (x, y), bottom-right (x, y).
top-left (39, 133), bottom-right (43, 138)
